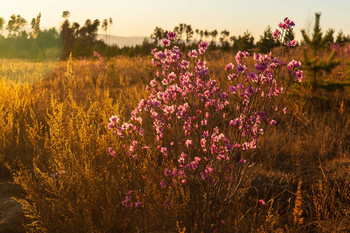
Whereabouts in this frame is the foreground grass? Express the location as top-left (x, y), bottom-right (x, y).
top-left (0, 52), bottom-right (349, 232)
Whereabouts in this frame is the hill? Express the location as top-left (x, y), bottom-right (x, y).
top-left (97, 34), bottom-right (149, 47)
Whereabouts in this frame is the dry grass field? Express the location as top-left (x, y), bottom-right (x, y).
top-left (0, 44), bottom-right (349, 232)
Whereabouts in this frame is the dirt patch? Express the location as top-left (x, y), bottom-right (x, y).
top-left (0, 179), bottom-right (25, 233)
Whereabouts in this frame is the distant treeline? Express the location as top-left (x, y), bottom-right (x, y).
top-left (0, 12), bottom-right (349, 60)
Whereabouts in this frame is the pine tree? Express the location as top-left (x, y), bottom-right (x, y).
top-left (231, 30), bottom-right (255, 51)
top-left (301, 12), bottom-right (339, 89)
top-left (335, 30), bottom-right (350, 46)
top-left (284, 27), bottom-right (295, 42)
top-left (256, 25), bottom-right (279, 53)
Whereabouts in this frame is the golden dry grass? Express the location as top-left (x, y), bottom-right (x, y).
top-left (0, 49), bottom-right (349, 232)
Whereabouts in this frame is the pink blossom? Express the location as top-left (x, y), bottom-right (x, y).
top-left (284, 17), bottom-right (295, 27)
top-left (198, 41), bottom-right (208, 51)
top-left (205, 165), bottom-right (214, 173)
top-left (121, 200), bottom-right (128, 206)
top-left (161, 39), bottom-right (171, 47)
top-left (162, 78), bottom-right (168, 85)
top-left (242, 142), bottom-right (248, 150)
top-left (287, 60), bottom-right (301, 71)
top-left (181, 60), bottom-right (190, 69)
top-left (188, 50), bottom-right (198, 58)
top-left (237, 64), bottom-right (247, 73)
top-left (287, 40), bottom-right (297, 47)
top-left (295, 70), bottom-right (303, 82)
top-left (164, 169), bottom-right (171, 176)
top-left (160, 147), bottom-right (167, 154)
top-left (167, 72), bottom-right (177, 82)
top-left (185, 139), bottom-right (193, 147)
top-left (160, 181), bottom-right (166, 188)
top-left (201, 172), bottom-right (207, 180)
top-left (109, 115), bottom-right (119, 124)
top-left (239, 159), bottom-right (247, 164)
top-left (259, 199), bottom-right (266, 205)
top-left (108, 147), bottom-right (116, 157)
top-left (135, 202), bottom-right (142, 208)
top-left (225, 63), bottom-right (234, 71)
top-left (167, 31), bottom-right (177, 40)
top-left (194, 157), bottom-right (201, 163)
top-left (228, 73), bottom-right (238, 80)
top-left (283, 107), bottom-right (287, 114)
top-left (200, 138), bottom-right (206, 148)
top-left (150, 78), bottom-right (157, 87)
top-left (229, 86), bottom-right (237, 94)
top-left (107, 116), bottom-right (120, 129)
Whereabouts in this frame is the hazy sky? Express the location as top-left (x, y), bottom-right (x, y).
top-left (1, 0), bottom-right (350, 39)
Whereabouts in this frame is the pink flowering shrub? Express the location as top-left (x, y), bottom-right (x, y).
top-left (93, 50), bottom-right (108, 70)
top-left (108, 18), bottom-right (302, 231)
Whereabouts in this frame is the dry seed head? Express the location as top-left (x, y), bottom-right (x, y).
top-left (32, 13), bottom-right (41, 39)
top-left (65, 53), bottom-right (73, 79)
top-left (293, 180), bottom-right (304, 225)
top-left (176, 221), bottom-right (186, 233)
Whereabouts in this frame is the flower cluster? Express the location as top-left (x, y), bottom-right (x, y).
top-left (287, 40), bottom-right (297, 47)
top-left (93, 50), bottom-right (107, 69)
top-left (330, 43), bottom-right (350, 56)
top-left (107, 18), bottom-right (302, 227)
top-left (278, 17), bottom-right (295, 30)
top-left (121, 190), bottom-right (142, 208)
top-left (273, 17), bottom-right (296, 48)
top-left (109, 20), bottom-right (302, 184)
top-left (287, 60), bottom-right (303, 82)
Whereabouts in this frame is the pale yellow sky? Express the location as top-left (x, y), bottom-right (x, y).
top-left (1, 0), bottom-right (349, 39)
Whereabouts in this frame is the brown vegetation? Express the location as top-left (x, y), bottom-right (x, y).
top-left (0, 48), bottom-right (349, 232)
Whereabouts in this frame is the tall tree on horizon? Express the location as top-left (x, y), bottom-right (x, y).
top-left (211, 29), bottom-right (218, 45)
top-left (6, 14), bottom-right (27, 37)
top-left (60, 11), bottom-right (74, 58)
top-left (108, 17), bottom-right (113, 45)
top-left (0, 17), bottom-right (5, 35)
top-left (185, 24), bottom-right (193, 44)
top-left (195, 29), bottom-right (199, 41)
top-left (200, 30), bottom-right (204, 41)
top-left (151, 26), bottom-right (165, 45)
top-left (204, 29), bottom-right (209, 42)
top-left (102, 19), bottom-right (108, 44)
top-left (220, 30), bottom-right (230, 50)
top-left (31, 13), bottom-right (41, 61)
